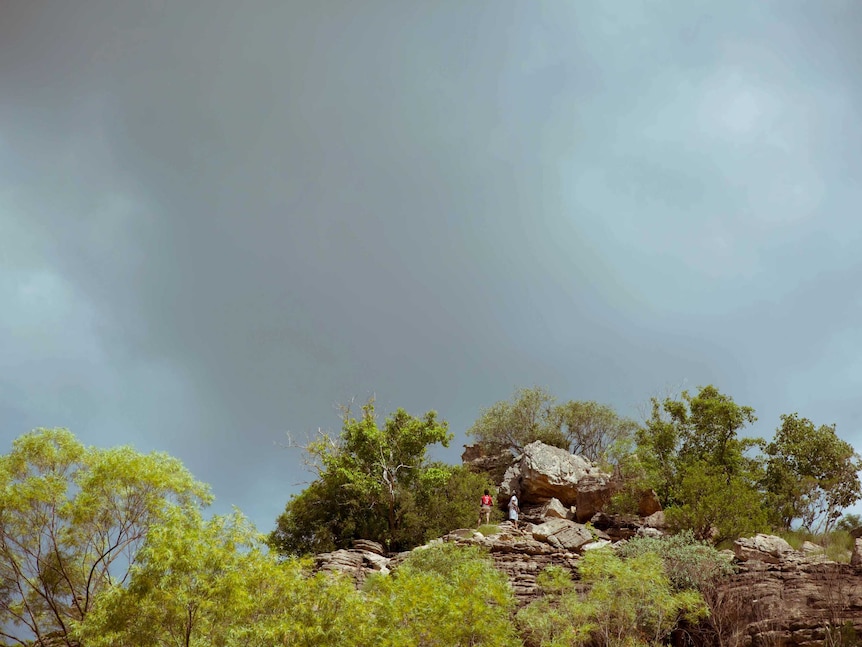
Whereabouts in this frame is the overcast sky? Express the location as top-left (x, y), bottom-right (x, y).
top-left (2, 0), bottom-right (862, 530)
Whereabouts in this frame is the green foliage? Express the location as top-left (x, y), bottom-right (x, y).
top-left (364, 543), bottom-right (520, 647)
top-left (468, 386), bottom-right (567, 453)
top-left (74, 508), bottom-right (369, 647)
top-left (400, 464), bottom-right (500, 543)
top-left (535, 565), bottom-right (576, 597)
top-left (270, 400), bottom-right (494, 554)
top-left (518, 548), bottom-right (707, 647)
top-left (552, 400), bottom-right (639, 464)
top-left (764, 413), bottom-right (862, 532)
top-left (467, 387), bottom-right (637, 463)
top-left (634, 386), bottom-right (767, 543)
top-left (837, 513), bottom-right (862, 532)
top-left (665, 461), bottom-right (769, 543)
top-left (616, 530), bottom-right (735, 593)
top-left (0, 428), bottom-right (211, 646)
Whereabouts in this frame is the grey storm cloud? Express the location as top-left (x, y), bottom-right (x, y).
top-left (2, 0), bottom-right (862, 528)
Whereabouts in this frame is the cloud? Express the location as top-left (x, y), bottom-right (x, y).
top-left (3, 0), bottom-right (862, 529)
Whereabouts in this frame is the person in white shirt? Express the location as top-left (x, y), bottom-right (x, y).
top-left (508, 493), bottom-right (520, 530)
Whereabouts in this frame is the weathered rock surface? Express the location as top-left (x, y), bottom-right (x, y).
top-left (852, 538), bottom-right (862, 567)
top-left (717, 554), bottom-right (862, 647)
top-left (733, 533), bottom-right (796, 564)
top-left (638, 489), bottom-right (662, 516)
top-left (461, 444), bottom-right (515, 484)
top-left (315, 548), bottom-right (389, 583)
top-left (540, 497), bottom-right (573, 520)
top-left (500, 441), bottom-right (614, 521)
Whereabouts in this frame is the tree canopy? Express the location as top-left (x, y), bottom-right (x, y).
top-left (634, 386), bottom-right (768, 542)
top-left (270, 399), bottom-right (495, 554)
top-left (0, 428), bottom-right (211, 647)
top-left (466, 386), bottom-right (637, 463)
top-left (764, 413), bottom-right (862, 532)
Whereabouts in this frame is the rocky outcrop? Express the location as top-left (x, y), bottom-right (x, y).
top-left (461, 444), bottom-right (515, 484)
top-left (314, 540), bottom-right (390, 584)
top-left (733, 533), bottom-right (796, 564)
top-left (500, 441), bottom-right (614, 521)
top-left (717, 538), bottom-right (862, 647)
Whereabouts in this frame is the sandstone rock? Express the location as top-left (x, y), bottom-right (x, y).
top-left (315, 547), bottom-right (392, 583)
top-left (352, 539), bottom-right (385, 555)
top-left (500, 441), bottom-right (614, 522)
top-left (643, 510), bottom-right (666, 529)
top-left (852, 538), bottom-right (862, 567)
top-left (574, 473), bottom-right (615, 522)
top-left (801, 541), bottom-right (824, 555)
top-left (541, 497), bottom-right (572, 519)
top-left (531, 518), bottom-right (570, 541)
top-left (461, 444), bottom-right (515, 483)
top-left (531, 519), bottom-right (594, 552)
top-left (638, 489), bottom-right (662, 516)
top-left (637, 526), bottom-right (663, 538)
top-left (581, 539), bottom-right (612, 551)
top-left (733, 533), bottom-right (796, 563)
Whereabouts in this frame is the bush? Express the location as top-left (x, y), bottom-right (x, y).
top-left (364, 543), bottom-right (521, 647)
top-left (517, 548), bottom-right (707, 647)
top-left (616, 530), bottom-right (735, 593)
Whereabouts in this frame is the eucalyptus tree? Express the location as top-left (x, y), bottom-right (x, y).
top-left (0, 428), bottom-right (211, 647)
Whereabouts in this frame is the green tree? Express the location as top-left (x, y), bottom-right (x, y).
top-left (398, 464), bottom-right (499, 543)
top-left (517, 548), bottom-right (707, 647)
top-left (836, 513), bottom-right (862, 533)
top-left (0, 428), bottom-right (211, 647)
top-left (764, 413), bottom-right (862, 532)
top-left (634, 386), bottom-right (767, 541)
top-left (364, 543), bottom-right (520, 647)
top-left (666, 461), bottom-right (768, 542)
top-left (74, 508), bottom-right (369, 647)
top-left (468, 387), bottom-right (636, 461)
top-left (467, 386), bottom-right (567, 454)
top-left (552, 400), bottom-right (639, 464)
top-left (271, 399), bottom-right (459, 554)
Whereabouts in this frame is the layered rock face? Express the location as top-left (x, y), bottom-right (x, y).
top-left (717, 536), bottom-right (862, 647)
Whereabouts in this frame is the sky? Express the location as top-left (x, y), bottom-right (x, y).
top-left (2, 0), bottom-right (862, 531)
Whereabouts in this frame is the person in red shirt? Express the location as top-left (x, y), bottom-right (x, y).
top-left (478, 489), bottom-right (493, 527)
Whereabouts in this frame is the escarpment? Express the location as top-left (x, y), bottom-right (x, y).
top-left (314, 441), bottom-right (862, 647)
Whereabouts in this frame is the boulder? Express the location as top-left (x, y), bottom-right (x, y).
top-left (643, 510), bottom-right (666, 529)
top-left (500, 441), bottom-right (614, 522)
top-left (575, 473), bottom-right (615, 522)
top-left (638, 489), bottom-right (662, 516)
top-left (541, 497), bottom-right (572, 520)
top-left (733, 534), bottom-right (796, 563)
top-left (531, 519), bottom-right (595, 552)
top-left (461, 444), bottom-right (515, 483)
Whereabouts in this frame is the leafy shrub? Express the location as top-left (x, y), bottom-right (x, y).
top-left (364, 543), bottom-right (521, 647)
top-left (535, 565), bottom-right (575, 597)
top-left (517, 548), bottom-right (707, 647)
top-left (616, 530), bottom-right (735, 593)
